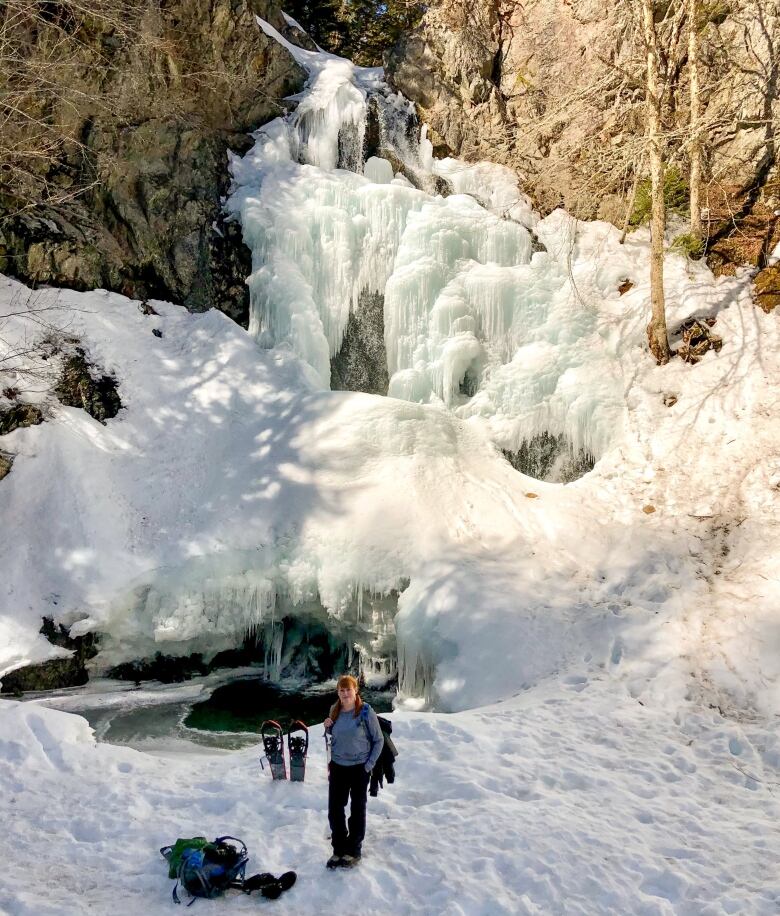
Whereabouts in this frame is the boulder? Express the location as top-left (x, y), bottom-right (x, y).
top-left (754, 265), bottom-right (780, 313)
top-left (0, 617), bottom-right (98, 694)
top-left (0, 403), bottom-right (44, 436)
top-left (674, 317), bottom-right (723, 364)
top-left (55, 349), bottom-right (122, 424)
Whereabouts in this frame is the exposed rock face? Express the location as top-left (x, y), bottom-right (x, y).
top-left (502, 433), bottom-right (595, 484)
top-left (0, 1), bottom-right (306, 325)
top-left (0, 453), bottom-right (12, 481)
top-left (0, 403), bottom-right (44, 436)
top-left (107, 652), bottom-right (209, 684)
top-left (330, 290), bottom-right (390, 395)
top-left (754, 265), bottom-right (780, 312)
top-left (0, 658), bottom-right (89, 694)
top-left (385, 2), bottom-right (499, 159)
top-left (0, 344), bottom-right (120, 487)
top-left (386, 0), bottom-right (779, 227)
top-left (0, 401), bottom-right (44, 483)
top-left (56, 349), bottom-right (122, 424)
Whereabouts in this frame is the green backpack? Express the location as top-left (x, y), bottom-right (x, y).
top-left (161, 837), bottom-right (210, 880)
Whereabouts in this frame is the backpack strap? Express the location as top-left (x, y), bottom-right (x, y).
top-left (173, 848), bottom-right (212, 906)
top-left (358, 703), bottom-right (370, 734)
top-left (172, 880), bottom-right (201, 906)
top-left (362, 703), bottom-right (382, 747)
top-left (173, 872), bottom-right (203, 906)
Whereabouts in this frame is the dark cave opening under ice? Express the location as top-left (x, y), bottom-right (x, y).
top-left (503, 433), bottom-right (595, 483)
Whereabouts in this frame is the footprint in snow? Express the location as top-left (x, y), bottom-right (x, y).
top-left (640, 867), bottom-right (688, 903)
top-left (563, 675), bottom-right (588, 691)
top-left (26, 714), bottom-right (67, 772)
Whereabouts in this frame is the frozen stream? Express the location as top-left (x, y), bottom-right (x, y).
top-left (18, 675), bottom-right (394, 752)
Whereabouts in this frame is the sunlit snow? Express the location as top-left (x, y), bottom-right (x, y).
top-left (1, 12), bottom-right (779, 915)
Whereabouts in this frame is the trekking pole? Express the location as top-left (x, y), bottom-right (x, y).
top-left (324, 728), bottom-right (332, 778)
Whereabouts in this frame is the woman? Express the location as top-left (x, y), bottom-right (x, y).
top-left (324, 674), bottom-right (384, 869)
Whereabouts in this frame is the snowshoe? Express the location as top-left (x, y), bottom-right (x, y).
top-left (287, 720), bottom-right (309, 782)
top-left (260, 720), bottom-right (287, 780)
top-left (238, 872), bottom-right (275, 892)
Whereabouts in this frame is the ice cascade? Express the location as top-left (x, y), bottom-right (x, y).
top-left (88, 552), bottom-right (400, 685)
top-left (227, 18), bottom-right (624, 462)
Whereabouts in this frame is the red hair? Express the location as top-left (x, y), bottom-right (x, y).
top-left (330, 674), bottom-right (363, 721)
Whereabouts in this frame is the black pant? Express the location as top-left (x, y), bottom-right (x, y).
top-left (328, 763), bottom-right (370, 856)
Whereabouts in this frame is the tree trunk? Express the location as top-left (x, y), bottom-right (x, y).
top-left (620, 154), bottom-right (645, 245)
top-left (689, 0), bottom-right (703, 241)
top-left (643, 0), bottom-right (672, 365)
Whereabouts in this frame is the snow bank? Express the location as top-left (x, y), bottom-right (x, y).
top-left (2, 683), bottom-right (779, 914)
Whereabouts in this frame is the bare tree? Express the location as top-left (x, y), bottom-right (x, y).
top-left (642, 0), bottom-right (672, 365)
top-left (0, 1), bottom-right (150, 215)
top-left (688, 0), bottom-right (704, 242)
top-left (0, 287), bottom-right (68, 394)
top-left (0, 0), bottom-right (279, 220)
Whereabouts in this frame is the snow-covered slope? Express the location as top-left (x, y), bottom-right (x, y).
top-left (2, 683), bottom-right (779, 915)
top-left (2, 234), bottom-right (778, 715)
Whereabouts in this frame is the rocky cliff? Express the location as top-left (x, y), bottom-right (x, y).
top-left (387, 0), bottom-right (778, 258)
top-left (0, 0), bottom-right (307, 323)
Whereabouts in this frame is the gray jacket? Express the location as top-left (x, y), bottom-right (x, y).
top-left (330, 705), bottom-right (384, 771)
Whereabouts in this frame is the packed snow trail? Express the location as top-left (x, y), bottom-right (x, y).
top-left (2, 686), bottom-right (778, 915)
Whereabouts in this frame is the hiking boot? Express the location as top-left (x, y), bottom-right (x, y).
top-left (242, 873), bottom-right (276, 892)
top-left (339, 853), bottom-right (361, 868)
top-left (260, 881), bottom-right (283, 900)
top-left (278, 871), bottom-right (297, 892)
top-left (326, 854), bottom-right (344, 869)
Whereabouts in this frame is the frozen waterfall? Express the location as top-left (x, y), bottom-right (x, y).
top-left (89, 551), bottom-right (400, 687)
top-left (226, 17), bottom-right (625, 464)
top-left (2, 13), bottom-right (732, 712)
top-left (60, 15), bottom-right (638, 702)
